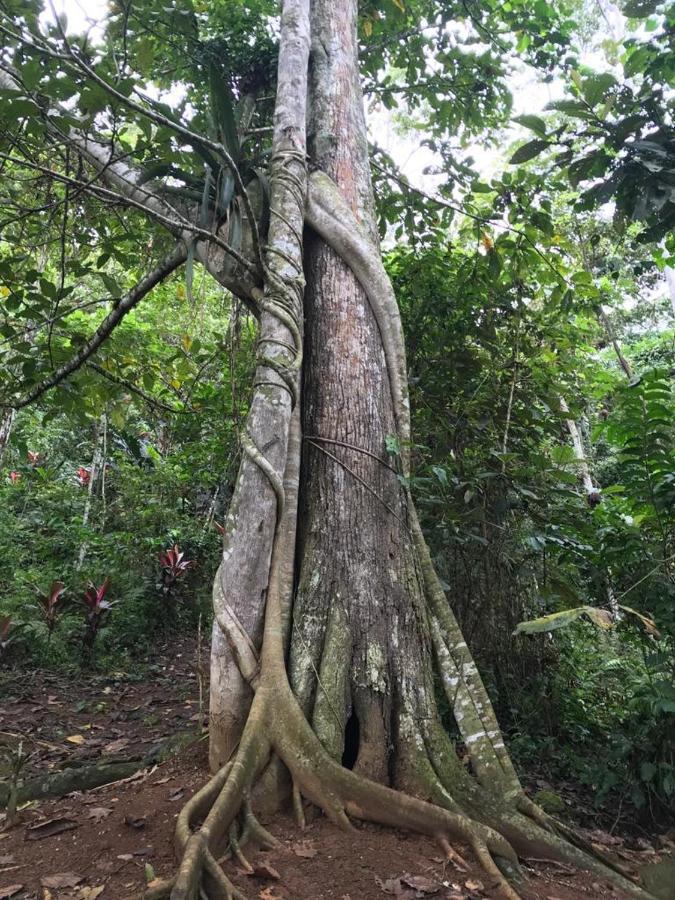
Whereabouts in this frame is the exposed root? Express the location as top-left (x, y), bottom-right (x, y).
top-left (240, 796), bottom-right (279, 850)
top-left (137, 878), bottom-right (174, 900)
top-left (204, 849), bottom-right (247, 900)
top-left (176, 764), bottom-right (233, 857)
top-left (292, 780), bottom-right (305, 828)
top-left (470, 839), bottom-right (522, 900)
top-left (227, 822), bottom-right (253, 872)
top-left (438, 837), bottom-right (469, 872)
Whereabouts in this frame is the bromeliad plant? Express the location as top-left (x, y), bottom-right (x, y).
top-left (81, 577), bottom-right (115, 657)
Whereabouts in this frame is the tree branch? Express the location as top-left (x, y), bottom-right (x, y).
top-left (85, 362), bottom-right (196, 414)
top-left (3, 244), bottom-right (187, 410)
top-left (0, 150), bottom-right (257, 278)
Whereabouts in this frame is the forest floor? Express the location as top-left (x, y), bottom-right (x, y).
top-left (1, 636), bottom-right (672, 900)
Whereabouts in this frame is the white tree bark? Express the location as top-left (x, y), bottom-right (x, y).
top-left (559, 396), bottom-right (599, 501)
top-left (0, 409), bottom-right (15, 465)
top-left (76, 412), bottom-right (106, 571)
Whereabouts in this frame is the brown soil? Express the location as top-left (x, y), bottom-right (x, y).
top-left (0, 640), bottom-right (668, 900)
top-left (0, 635), bottom-right (206, 780)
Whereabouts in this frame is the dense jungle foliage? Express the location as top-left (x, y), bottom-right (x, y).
top-left (0, 0), bottom-right (673, 831)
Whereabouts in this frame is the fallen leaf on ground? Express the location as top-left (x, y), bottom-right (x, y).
top-left (464, 879), bottom-right (484, 892)
top-left (103, 738), bottom-right (129, 753)
top-left (123, 814), bottom-right (146, 829)
top-left (41, 872), bottom-right (83, 889)
top-left (0, 887), bottom-right (23, 899)
top-left (117, 854), bottom-right (133, 862)
top-left (152, 777), bottom-right (171, 785)
top-left (168, 788), bottom-right (184, 801)
top-left (94, 861), bottom-right (116, 874)
top-left (25, 817), bottom-right (78, 840)
top-left (258, 889), bottom-right (282, 900)
top-left (0, 858), bottom-right (14, 867)
top-left (291, 840), bottom-right (317, 859)
top-left (66, 735), bottom-right (85, 745)
top-left (401, 874), bottom-right (441, 894)
top-left (375, 875), bottom-right (418, 898)
top-left (76, 886), bottom-right (105, 899)
top-left (588, 829), bottom-right (621, 847)
top-left (86, 807), bottom-right (112, 823)
top-left (244, 863), bottom-right (280, 881)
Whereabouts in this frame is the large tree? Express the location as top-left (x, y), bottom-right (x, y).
top-left (0, 0), bottom-right (658, 897)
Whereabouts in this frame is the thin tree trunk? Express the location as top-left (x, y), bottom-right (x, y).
top-left (76, 412), bottom-right (106, 571)
top-left (666, 266), bottom-right (675, 317)
top-left (559, 396), bottom-right (600, 503)
top-left (0, 408), bottom-right (15, 465)
top-left (597, 307), bottom-right (633, 379)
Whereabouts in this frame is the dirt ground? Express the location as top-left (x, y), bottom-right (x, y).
top-left (0, 640), bottom-right (671, 900)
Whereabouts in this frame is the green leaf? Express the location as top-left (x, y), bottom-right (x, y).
top-left (640, 761), bottom-right (657, 782)
top-left (514, 114), bottom-right (548, 137)
top-left (509, 139), bottom-right (549, 165)
top-left (545, 99), bottom-right (594, 120)
top-left (100, 273), bottom-right (122, 299)
top-left (135, 38), bottom-right (155, 75)
top-left (431, 465), bottom-right (447, 485)
top-left (208, 62), bottom-right (240, 161)
top-left (581, 73), bottom-right (617, 107)
top-left (515, 608), bottom-right (586, 634)
top-left (385, 434), bottom-right (400, 455)
top-left (515, 606), bottom-right (614, 635)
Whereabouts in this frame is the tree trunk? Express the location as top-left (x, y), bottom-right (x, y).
top-left (0, 408), bottom-right (15, 465)
top-left (76, 412), bottom-right (106, 571)
top-left (174, 2), bottom-right (649, 895)
top-left (290, 0), bottom-right (440, 790)
top-left (559, 395), bottom-right (601, 504)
